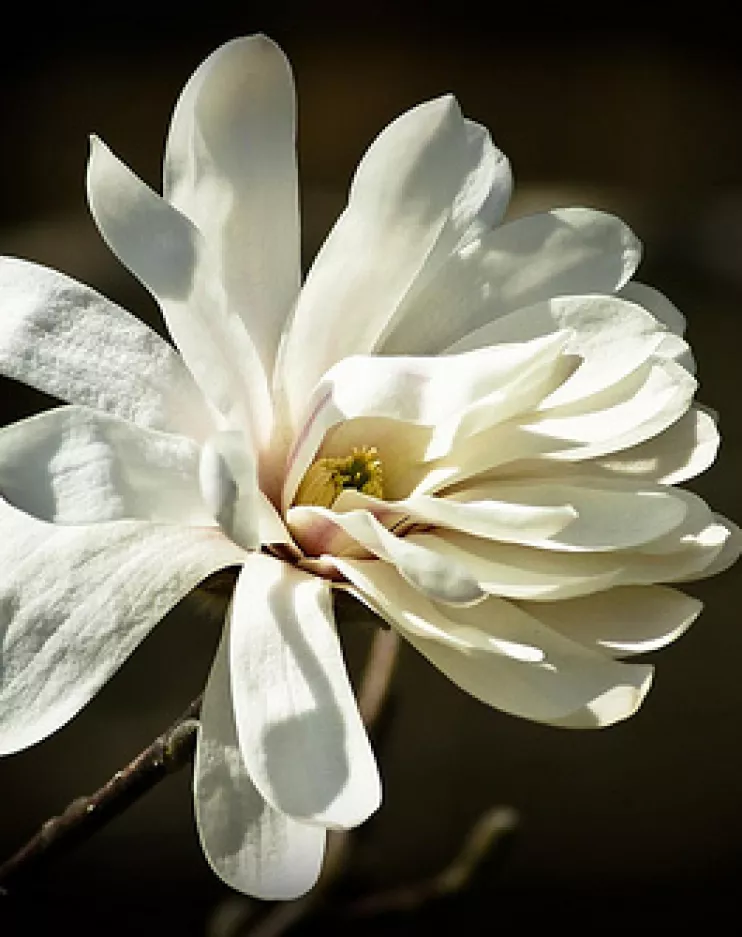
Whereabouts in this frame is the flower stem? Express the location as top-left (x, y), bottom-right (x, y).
top-left (0, 696), bottom-right (202, 894)
top-left (0, 627), bottom-right (401, 901)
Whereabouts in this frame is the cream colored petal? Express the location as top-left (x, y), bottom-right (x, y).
top-left (448, 294), bottom-right (688, 412)
top-left (516, 585), bottom-right (701, 657)
top-left (336, 559), bottom-right (653, 728)
top-left (288, 505), bottom-right (484, 605)
top-left (283, 332), bottom-right (568, 506)
top-left (593, 406), bottom-right (719, 485)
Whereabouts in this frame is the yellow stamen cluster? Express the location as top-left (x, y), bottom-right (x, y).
top-left (294, 446), bottom-right (384, 509)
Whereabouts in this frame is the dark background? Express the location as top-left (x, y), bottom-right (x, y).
top-left (1, 6), bottom-right (741, 935)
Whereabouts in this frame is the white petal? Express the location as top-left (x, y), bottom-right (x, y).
top-left (410, 489), bottom-right (730, 601)
top-left (429, 358), bottom-right (697, 490)
top-left (0, 257), bottom-right (213, 440)
top-left (199, 431), bottom-right (260, 551)
top-left (619, 281), bottom-right (686, 335)
top-left (164, 35), bottom-right (300, 379)
top-left (331, 487), bottom-right (577, 545)
top-left (86, 137), bottom-right (271, 444)
top-left (382, 208), bottom-right (641, 355)
top-left (525, 358), bottom-right (698, 462)
top-left (229, 554), bottom-right (381, 828)
top-left (441, 475), bottom-right (689, 552)
top-left (593, 406), bottom-right (719, 485)
top-left (0, 500), bottom-right (245, 754)
top-left (282, 332), bottom-right (568, 507)
top-left (516, 585), bottom-right (702, 657)
top-left (287, 505), bottom-right (485, 606)
top-left (0, 406), bottom-right (210, 525)
top-left (278, 97), bottom-right (510, 425)
top-left (336, 559), bottom-right (653, 728)
top-left (195, 622), bottom-right (325, 900)
top-left (447, 294), bottom-right (686, 411)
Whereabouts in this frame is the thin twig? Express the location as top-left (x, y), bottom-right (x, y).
top-left (342, 805), bottom-right (519, 919)
top-left (0, 696), bottom-right (202, 894)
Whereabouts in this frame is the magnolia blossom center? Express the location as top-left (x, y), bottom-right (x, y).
top-left (294, 446), bottom-right (384, 508)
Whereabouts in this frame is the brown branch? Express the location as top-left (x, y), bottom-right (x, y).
top-left (342, 805), bottom-right (519, 920)
top-left (0, 696), bottom-right (202, 895)
top-left (0, 623), bottom-right (401, 909)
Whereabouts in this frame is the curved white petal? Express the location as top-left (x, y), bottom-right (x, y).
top-left (0, 257), bottom-right (214, 440)
top-left (448, 294), bottom-right (687, 411)
top-left (515, 585), bottom-right (702, 657)
top-left (86, 137), bottom-right (271, 444)
top-left (619, 281), bottom-right (686, 335)
top-left (229, 554), bottom-right (381, 828)
top-left (330, 487), bottom-right (577, 544)
top-left (593, 406), bottom-right (719, 485)
top-left (278, 96), bottom-right (511, 425)
top-left (282, 332), bottom-right (568, 507)
top-left (164, 35), bottom-right (300, 380)
top-left (195, 622), bottom-right (325, 900)
top-left (524, 357), bottom-right (697, 462)
top-left (442, 475), bottom-right (689, 552)
top-left (199, 431), bottom-right (260, 551)
top-left (0, 406), bottom-right (210, 525)
top-left (336, 559), bottom-right (653, 728)
top-left (429, 357), bottom-right (697, 490)
top-left (288, 505), bottom-right (485, 605)
top-left (409, 490), bottom-right (731, 601)
top-left (0, 500), bottom-right (245, 754)
top-left (382, 208), bottom-right (641, 356)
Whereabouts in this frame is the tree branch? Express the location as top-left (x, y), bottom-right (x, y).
top-left (0, 696), bottom-right (202, 894)
top-left (0, 624), bottom-right (401, 904)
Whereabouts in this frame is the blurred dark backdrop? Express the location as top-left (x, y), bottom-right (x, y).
top-left (1, 6), bottom-right (741, 935)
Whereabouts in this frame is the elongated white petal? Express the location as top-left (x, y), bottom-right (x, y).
top-left (199, 431), bottom-right (260, 551)
top-left (195, 623), bottom-right (325, 900)
top-left (410, 491), bottom-right (731, 601)
top-left (229, 554), bottom-right (381, 828)
top-left (336, 559), bottom-right (653, 728)
top-left (382, 208), bottom-right (641, 355)
top-left (446, 475), bottom-right (688, 552)
top-left (525, 358), bottom-right (697, 462)
top-left (448, 294), bottom-right (685, 411)
top-left (619, 281), bottom-right (686, 335)
top-left (288, 505), bottom-right (485, 605)
top-left (593, 406), bottom-right (719, 485)
top-left (0, 500), bottom-right (245, 754)
top-left (164, 35), bottom-right (300, 379)
top-left (278, 96), bottom-right (510, 425)
top-left (331, 487), bottom-right (577, 544)
top-left (429, 358), bottom-right (697, 491)
top-left (0, 257), bottom-right (214, 440)
top-left (516, 585), bottom-right (702, 657)
top-left (0, 406), bottom-right (210, 525)
top-left (86, 137), bottom-right (271, 443)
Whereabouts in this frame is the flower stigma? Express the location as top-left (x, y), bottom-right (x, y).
top-left (294, 446), bottom-right (384, 508)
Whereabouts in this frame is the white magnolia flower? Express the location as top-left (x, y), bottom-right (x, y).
top-left (0, 35), bottom-right (738, 898)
